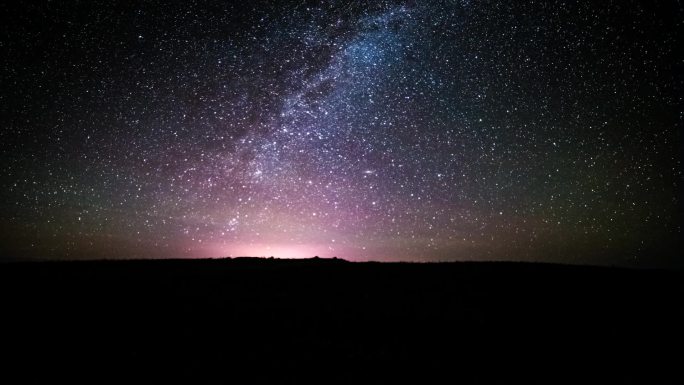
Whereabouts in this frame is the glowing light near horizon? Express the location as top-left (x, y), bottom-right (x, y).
top-left (200, 242), bottom-right (331, 259)
top-left (230, 244), bottom-right (324, 259)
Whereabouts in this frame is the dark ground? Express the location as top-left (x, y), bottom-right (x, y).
top-left (1, 258), bottom-right (683, 384)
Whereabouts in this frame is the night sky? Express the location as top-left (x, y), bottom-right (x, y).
top-left (1, 1), bottom-right (681, 265)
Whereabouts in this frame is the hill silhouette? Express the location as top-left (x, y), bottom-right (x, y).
top-left (1, 258), bottom-right (682, 384)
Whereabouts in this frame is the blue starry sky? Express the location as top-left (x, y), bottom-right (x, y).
top-left (1, 1), bottom-right (681, 265)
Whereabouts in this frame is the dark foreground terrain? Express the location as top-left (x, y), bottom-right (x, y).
top-left (1, 258), bottom-right (683, 384)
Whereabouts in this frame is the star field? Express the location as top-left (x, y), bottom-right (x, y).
top-left (1, 1), bottom-right (681, 265)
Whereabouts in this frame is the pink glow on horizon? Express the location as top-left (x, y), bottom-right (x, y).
top-left (227, 243), bottom-right (322, 259)
top-left (181, 239), bottom-right (464, 262)
top-left (194, 241), bottom-right (349, 259)
top-left (176, 242), bottom-right (404, 262)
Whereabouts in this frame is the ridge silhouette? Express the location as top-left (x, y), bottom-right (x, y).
top-left (1, 258), bottom-right (682, 384)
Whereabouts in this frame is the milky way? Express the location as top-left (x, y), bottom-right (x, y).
top-left (1, 1), bottom-right (681, 265)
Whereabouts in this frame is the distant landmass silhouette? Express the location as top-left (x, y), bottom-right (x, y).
top-left (1, 258), bottom-right (682, 384)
